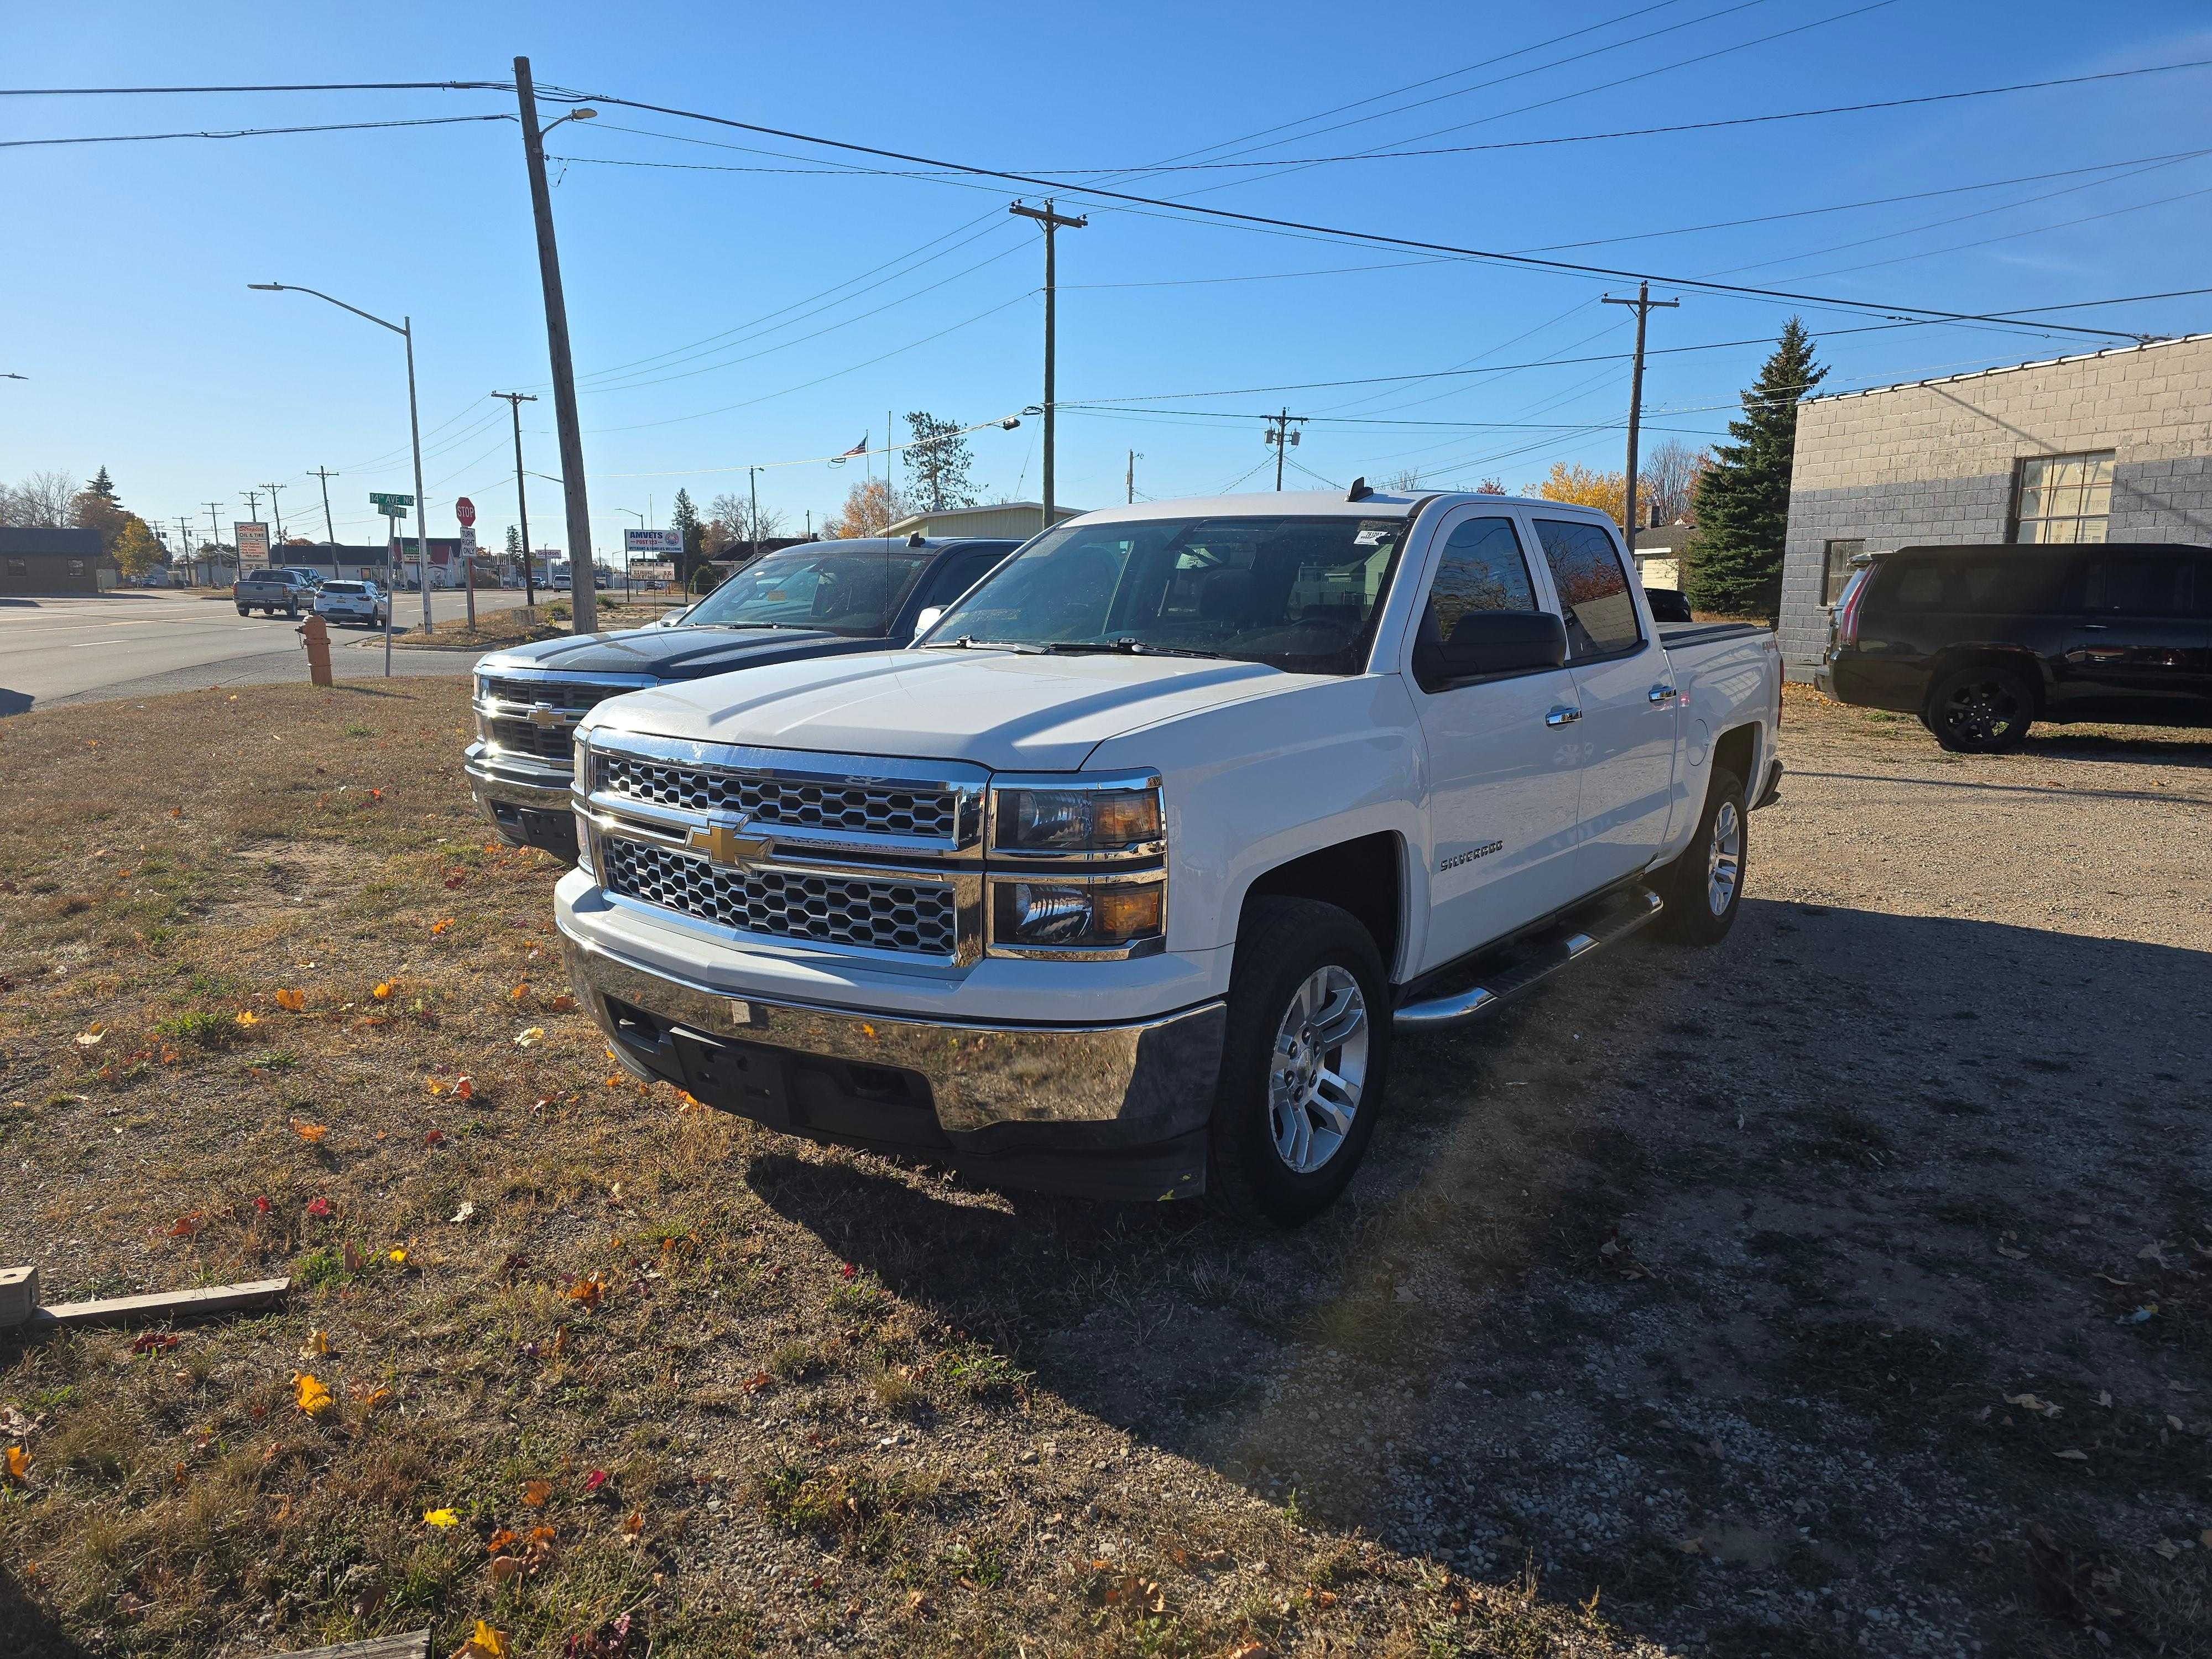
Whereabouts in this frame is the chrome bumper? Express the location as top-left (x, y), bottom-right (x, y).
top-left (464, 742), bottom-right (571, 812)
top-left (561, 930), bottom-right (1225, 1146)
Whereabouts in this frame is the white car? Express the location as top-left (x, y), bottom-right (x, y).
top-left (554, 488), bottom-right (1783, 1220)
top-left (314, 580), bottom-right (390, 627)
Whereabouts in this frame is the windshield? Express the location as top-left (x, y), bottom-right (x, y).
top-left (921, 513), bottom-right (1408, 673)
top-left (681, 544), bottom-right (932, 636)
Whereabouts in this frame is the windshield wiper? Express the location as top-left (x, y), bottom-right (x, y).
top-left (1044, 638), bottom-right (1223, 660)
top-left (920, 635), bottom-right (1047, 654)
top-left (704, 621), bottom-right (808, 630)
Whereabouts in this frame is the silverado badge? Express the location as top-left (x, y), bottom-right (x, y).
top-left (686, 816), bottom-right (774, 869)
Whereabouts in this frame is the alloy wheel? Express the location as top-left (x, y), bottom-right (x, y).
top-left (1267, 966), bottom-right (1370, 1175)
top-left (1707, 798), bottom-right (1743, 916)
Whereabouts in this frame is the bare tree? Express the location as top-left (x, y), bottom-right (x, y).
top-left (1640, 439), bottom-right (1708, 527)
top-left (1, 468), bottom-right (80, 526)
top-left (1383, 467), bottom-right (1423, 493)
top-left (708, 489), bottom-right (788, 549)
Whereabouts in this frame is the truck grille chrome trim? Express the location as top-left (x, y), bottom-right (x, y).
top-left (482, 717), bottom-right (573, 764)
top-left (599, 754), bottom-right (960, 841)
top-left (601, 836), bottom-right (966, 962)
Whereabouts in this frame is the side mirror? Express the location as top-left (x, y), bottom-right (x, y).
top-left (1430, 610), bottom-right (1567, 681)
top-left (912, 606), bottom-right (945, 638)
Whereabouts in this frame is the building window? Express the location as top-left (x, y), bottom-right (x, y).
top-left (1822, 539), bottom-right (1864, 604)
top-left (2013, 450), bottom-right (2114, 544)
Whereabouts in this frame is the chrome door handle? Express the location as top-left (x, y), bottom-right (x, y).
top-left (1648, 684), bottom-right (1676, 704)
top-left (1546, 705), bottom-right (1582, 726)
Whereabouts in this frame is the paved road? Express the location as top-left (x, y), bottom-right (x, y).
top-left (0, 588), bottom-right (539, 712)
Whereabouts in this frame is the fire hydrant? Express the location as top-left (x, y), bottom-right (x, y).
top-left (296, 612), bottom-right (333, 687)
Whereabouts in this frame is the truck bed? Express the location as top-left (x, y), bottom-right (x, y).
top-left (1658, 620), bottom-right (1768, 648)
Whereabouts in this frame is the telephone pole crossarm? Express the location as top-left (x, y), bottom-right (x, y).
top-left (1010, 199), bottom-right (1087, 535)
top-left (1602, 281), bottom-right (1679, 552)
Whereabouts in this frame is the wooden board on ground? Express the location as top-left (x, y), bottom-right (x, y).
top-left (267, 1631), bottom-right (431, 1659)
top-left (33, 1276), bottom-right (291, 1328)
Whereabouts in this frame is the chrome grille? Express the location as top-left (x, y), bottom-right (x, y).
top-left (483, 677), bottom-right (620, 712)
top-left (484, 718), bottom-right (572, 764)
top-left (598, 755), bottom-right (958, 839)
top-left (603, 837), bottom-right (957, 958)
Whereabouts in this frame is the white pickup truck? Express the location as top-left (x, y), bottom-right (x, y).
top-left (555, 487), bottom-right (1782, 1222)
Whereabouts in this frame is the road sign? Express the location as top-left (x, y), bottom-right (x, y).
top-left (459, 525), bottom-right (478, 556)
top-left (628, 561), bottom-right (675, 581)
top-left (368, 491), bottom-right (414, 509)
top-left (625, 528), bottom-right (682, 559)
top-left (455, 496), bottom-right (477, 529)
top-left (234, 522), bottom-right (270, 566)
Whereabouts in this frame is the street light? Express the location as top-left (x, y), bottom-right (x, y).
top-left (249, 281), bottom-right (435, 671)
top-left (1, 373), bottom-right (25, 380)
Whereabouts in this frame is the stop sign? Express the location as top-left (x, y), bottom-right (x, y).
top-left (455, 496), bottom-right (477, 529)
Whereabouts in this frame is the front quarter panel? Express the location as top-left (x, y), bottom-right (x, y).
top-left (1083, 674), bottom-right (1425, 983)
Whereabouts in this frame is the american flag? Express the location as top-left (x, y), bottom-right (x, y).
top-left (831, 435), bottom-right (869, 465)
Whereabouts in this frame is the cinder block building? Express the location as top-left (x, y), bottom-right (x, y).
top-left (1778, 332), bottom-right (2212, 680)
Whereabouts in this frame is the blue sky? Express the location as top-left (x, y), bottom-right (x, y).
top-left (4, 1), bottom-right (2210, 558)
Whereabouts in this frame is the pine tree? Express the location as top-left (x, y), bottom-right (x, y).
top-left (670, 488), bottom-right (702, 584)
top-left (1685, 319), bottom-right (1824, 617)
top-left (84, 466), bottom-right (121, 505)
top-left (903, 412), bottom-right (975, 513)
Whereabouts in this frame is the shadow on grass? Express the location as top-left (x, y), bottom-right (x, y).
top-left (0, 1564), bottom-right (87, 1659)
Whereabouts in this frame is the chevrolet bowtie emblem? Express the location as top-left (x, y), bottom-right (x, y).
top-left (686, 817), bottom-right (774, 867)
top-left (526, 703), bottom-right (565, 728)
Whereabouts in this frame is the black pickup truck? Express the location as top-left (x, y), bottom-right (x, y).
top-left (1821, 542), bottom-right (2212, 750)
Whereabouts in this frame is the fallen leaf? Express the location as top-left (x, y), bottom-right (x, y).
top-left (2004, 1393), bottom-right (2062, 1418)
top-left (305, 1196), bottom-right (332, 1218)
top-left (430, 918), bottom-right (455, 936)
top-left (4, 1446), bottom-right (30, 1481)
top-left (514, 1027), bottom-right (545, 1048)
top-left (274, 988), bottom-right (306, 1012)
top-left (389, 1247), bottom-right (409, 1265)
top-left (426, 1078), bottom-right (447, 1097)
top-left (582, 1469), bottom-right (609, 1495)
top-left (486, 1528), bottom-right (519, 1556)
top-left (454, 1075), bottom-right (475, 1102)
top-left (233, 1010), bottom-right (260, 1029)
top-left (510, 983), bottom-right (530, 1000)
top-left (131, 1332), bottom-right (179, 1355)
top-left (567, 1276), bottom-right (604, 1310)
top-left (445, 874), bottom-right (466, 889)
top-left (487, 1555), bottom-right (524, 1585)
top-left (74, 1027), bottom-right (105, 1049)
top-left (548, 994), bottom-right (577, 1013)
top-left (622, 1510), bottom-right (645, 1538)
top-left (521, 1478), bottom-right (552, 1507)
top-left (373, 981), bottom-right (394, 1000)
top-left (450, 1201), bottom-right (476, 1224)
top-left (357, 1385), bottom-right (390, 1412)
top-left (304, 1329), bottom-right (332, 1357)
top-left (253, 1195), bottom-right (270, 1213)
top-left (291, 1120), bottom-right (328, 1144)
top-left (293, 1373), bottom-right (336, 1419)
top-left (424, 1507), bottom-right (460, 1528)
top-left (452, 1618), bottom-right (508, 1659)
top-left (168, 1213), bottom-right (202, 1238)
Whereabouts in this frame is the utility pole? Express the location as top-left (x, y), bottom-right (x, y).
top-left (513, 58), bottom-right (598, 635)
top-left (175, 515), bottom-right (195, 586)
top-left (1262, 409), bottom-right (1307, 491)
top-left (310, 467), bottom-right (340, 545)
top-left (241, 488), bottom-right (261, 526)
top-left (748, 466), bottom-right (763, 561)
top-left (491, 392), bottom-right (539, 609)
top-left (1010, 199), bottom-right (1086, 535)
top-left (1602, 281), bottom-right (1679, 554)
top-left (261, 482), bottom-right (287, 540)
top-left (204, 503), bottom-right (226, 588)
top-left (1126, 450), bottom-right (1142, 504)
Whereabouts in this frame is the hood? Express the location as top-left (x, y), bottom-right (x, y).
top-left (477, 625), bottom-right (874, 681)
top-left (582, 647), bottom-right (1307, 771)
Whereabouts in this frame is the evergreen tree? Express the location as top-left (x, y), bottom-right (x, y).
top-left (903, 412), bottom-right (975, 513)
top-left (84, 466), bottom-right (121, 505)
top-left (671, 488), bottom-right (702, 584)
top-left (505, 524), bottom-right (523, 560)
top-left (1685, 319), bottom-right (1824, 617)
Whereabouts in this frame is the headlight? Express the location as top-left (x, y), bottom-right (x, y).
top-left (992, 781), bottom-right (1161, 855)
top-left (991, 876), bottom-right (1163, 950)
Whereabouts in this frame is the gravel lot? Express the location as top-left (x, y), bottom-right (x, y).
top-left (2, 681), bottom-right (2207, 1657)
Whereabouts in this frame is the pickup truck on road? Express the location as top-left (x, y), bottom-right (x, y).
top-left (467, 536), bottom-right (1016, 861)
top-left (234, 568), bottom-right (319, 617)
top-left (554, 488), bottom-right (1783, 1222)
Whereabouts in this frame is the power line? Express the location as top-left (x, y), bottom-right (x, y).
top-left (0, 80), bottom-right (506, 96)
top-left (540, 82), bottom-right (2163, 341)
top-left (0, 113), bottom-right (510, 149)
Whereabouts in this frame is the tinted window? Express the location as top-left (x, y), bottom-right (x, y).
top-left (682, 544), bottom-right (933, 636)
top-left (914, 545), bottom-right (1009, 614)
top-left (1422, 517), bottom-right (1537, 648)
top-left (1873, 554), bottom-right (2069, 616)
top-left (1643, 586), bottom-right (1693, 623)
top-left (1532, 518), bottom-right (1641, 658)
top-left (2078, 553), bottom-right (2188, 615)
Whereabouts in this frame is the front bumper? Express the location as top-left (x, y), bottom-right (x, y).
top-left (560, 928), bottom-right (1224, 1202)
top-left (465, 743), bottom-right (578, 861)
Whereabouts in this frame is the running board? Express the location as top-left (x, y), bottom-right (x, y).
top-left (1393, 887), bottom-right (1663, 1031)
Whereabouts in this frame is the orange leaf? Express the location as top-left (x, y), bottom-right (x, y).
top-left (291, 1119), bottom-right (328, 1144)
top-left (3, 1446), bottom-right (29, 1481)
top-left (293, 1373), bottom-right (335, 1419)
top-left (521, 1478), bottom-right (551, 1507)
top-left (510, 983), bottom-right (529, 1000)
top-left (547, 994), bottom-right (577, 1013)
top-left (274, 988), bottom-right (306, 1012)
top-left (426, 1079), bottom-right (447, 1096)
top-left (622, 1510), bottom-right (644, 1537)
top-left (357, 1385), bottom-right (391, 1413)
top-left (454, 1075), bottom-right (475, 1102)
top-left (566, 1276), bottom-right (604, 1310)
top-left (430, 918), bottom-right (455, 936)
top-left (486, 1528), bottom-right (519, 1556)
top-left (168, 1213), bottom-right (202, 1238)
top-left (372, 981), bottom-right (394, 1000)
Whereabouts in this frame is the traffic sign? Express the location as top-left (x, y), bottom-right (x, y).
top-left (368, 491), bottom-right (414, 508)
top-left (455, 496), bottom-right (477, 529)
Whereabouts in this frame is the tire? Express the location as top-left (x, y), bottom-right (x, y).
top-left (1208, 896), bottom-right (1392, 1227)
top-left (1924, 662), bottom-right (2034, 753)
top-left (236, 607), bottom-right (249, 617)
top-left (1658, 767), bottom-right (1746, 947)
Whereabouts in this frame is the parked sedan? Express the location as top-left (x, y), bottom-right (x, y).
top-left (314, 580), bottom-right (390, 628)
top-left (467, 535), bottom-right (1019, 860)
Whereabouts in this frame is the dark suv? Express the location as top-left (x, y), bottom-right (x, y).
top-left (1821, 542), bottom-right (2212, 751)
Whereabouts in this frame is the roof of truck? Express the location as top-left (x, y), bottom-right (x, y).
top-left (1060, 489), bottom-right (1615, 525)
